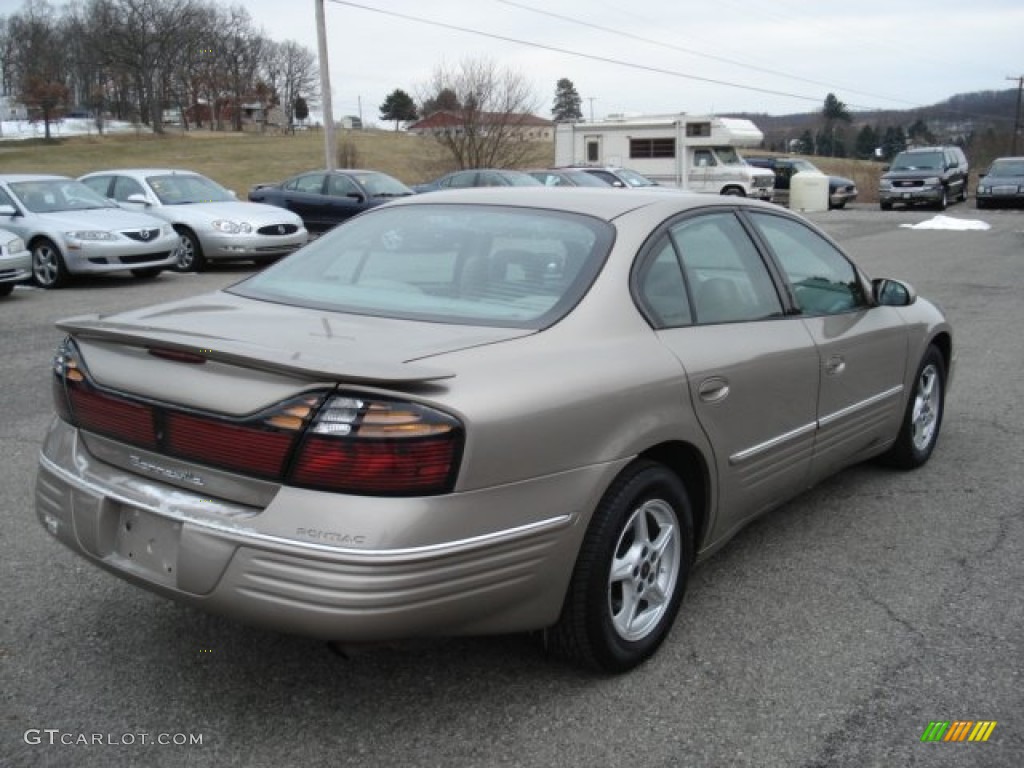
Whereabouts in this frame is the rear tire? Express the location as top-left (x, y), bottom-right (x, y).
top-left (880, 201), bottom-right (893, 211)
top-left (880, 345), bottom-right (946, 469)
top-left (721, 186), bottom-right (745, 197)
top-left (547, 460), bottom-right (693, 673)
top-left (31, 238), bottom-right (70, 289)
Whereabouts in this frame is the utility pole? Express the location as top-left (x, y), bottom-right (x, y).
top-left (587, 97), bottom-right (596, 122)
top-left (1008, 76), bottom-right (1023, 156)
top-left (315, 0), bottom-right (336, 170)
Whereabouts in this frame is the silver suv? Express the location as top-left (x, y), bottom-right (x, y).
top-left (879, 146), bottom-right (969, 211)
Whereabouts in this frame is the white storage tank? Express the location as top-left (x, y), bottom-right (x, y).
top-left (789, 171), bottom-right (829, 212)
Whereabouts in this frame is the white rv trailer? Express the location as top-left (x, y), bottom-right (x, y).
top-left (553, 114), bottom-right (775, 200)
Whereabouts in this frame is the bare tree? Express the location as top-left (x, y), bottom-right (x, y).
top-left (419, 57), bottom-right (542, 169)
top-left (6, 0), bottom-right (69, 138)
top-left (265, 39), bottom-right (318, 129)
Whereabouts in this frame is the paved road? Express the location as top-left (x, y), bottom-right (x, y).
top-left (2, 205), bottom-right (1022, 767)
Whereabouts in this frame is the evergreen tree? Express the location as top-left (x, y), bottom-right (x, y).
top-left (854, 124), bottom-right (879, 160)
top-left (420, 87), bottom-right (460, 117)
top-left (552, 78), bottom-right (582, 122)
top-left (294, 96), bottom-right (309, 123)
top-left (379, 88), bottom-right (418, 131)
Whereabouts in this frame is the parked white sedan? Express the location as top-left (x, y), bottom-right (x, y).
top-left (0, 175), bottom-right (179, 289)
top-left (80, 169), bottom-right (309, 272)
top-left (0, 226), bottom-right (31, 297)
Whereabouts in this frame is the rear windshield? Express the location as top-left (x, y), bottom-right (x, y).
top-left (230, 204), bottom-right (614, 329)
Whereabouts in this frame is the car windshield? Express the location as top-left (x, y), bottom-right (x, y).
top-left (499, 172), bottom-right (543, 187)
top-left (229, 204), bottom-right (613, 329)
top-left (891, 152), bottom-right (944, 171)
top-left (989, 159), bottom-right (1024, 176)
top-left (790, 160), bottom-right (818, 173)
top-left (716, 148), bottom-right (744, 166)
top-left (353, 172), bottom-right (413, 198)
top-left (9, 180), bottom-right (117, 213)
top-left (146, 174), bottom-right (234, 205)
top-left (615, 169), bottom-right (658, 187)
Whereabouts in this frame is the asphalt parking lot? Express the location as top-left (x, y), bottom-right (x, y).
top-left (2, 203), bottom-right (1022, 767)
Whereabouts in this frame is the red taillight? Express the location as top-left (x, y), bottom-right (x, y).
top-left (291, 434), bottom-right (459, 495)
top-left (68, 387), bottom-right (158, 449)
top-left (164, 412), bottom-right (296, 478)
top-left (51, 338), bottom-right (463, 496)
top-left (287, 395), bottom-right (463, 496)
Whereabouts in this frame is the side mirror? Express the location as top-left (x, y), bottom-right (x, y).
top-left (124, 193), bottom-right (149, 206)
top-left (346, 193), bottom-right (366, 203)
top-left (0, 204), bottom-right (16, 216)
top-left (881, 165), bottom-right (891, 172)
top-left (873, 278), bottom-right (917, 307)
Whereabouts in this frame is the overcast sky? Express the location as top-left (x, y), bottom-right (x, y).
top-left (3, 0), bottom-right (1022, 123)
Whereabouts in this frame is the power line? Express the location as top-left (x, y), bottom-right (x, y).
top-left (496, 0), bottom-right (919, 108)
top-left (326, 0), bottom-right (863, 109)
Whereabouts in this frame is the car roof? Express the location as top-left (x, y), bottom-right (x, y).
top-left (380, 186), bottom-right (772, 221)
top-left (0, 174), bottom-right (73, 182)
top-left (80, 168), bottom-right (205, 178)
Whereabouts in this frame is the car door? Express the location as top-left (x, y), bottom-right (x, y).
top-left (746, 210), bottom-right (909, 480)
top-left (282, 173), bottom-right (328, 230)
top-left (324, 173), bottom-right (368, 229)
top-left (636, 210), bottom-right (820, 540)
top-left (687, 149), bottom-right (716, 193)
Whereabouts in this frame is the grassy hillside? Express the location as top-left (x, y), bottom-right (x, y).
top-left (0, 128), bottom-right (554, 195)
top-left (1, 128), bottom-right (896, 202)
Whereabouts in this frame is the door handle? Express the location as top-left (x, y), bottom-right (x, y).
top-left (698, 377), bottom-right (730, 403)
top-left (825, 355), bottom-right (846, 376)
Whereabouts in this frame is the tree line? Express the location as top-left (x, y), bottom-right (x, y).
top-left (0, 0), bottom-right (319, 138)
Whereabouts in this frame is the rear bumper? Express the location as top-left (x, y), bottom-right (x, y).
top-left (35, 418), bottom-right (617, 640)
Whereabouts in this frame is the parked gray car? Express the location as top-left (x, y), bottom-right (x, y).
top-left (37, 188), bottom-right (951, 672)
top-left (79, 169), bottom-right (308, 272)
top-left (0, 174), bottom-right (179, 288)
top-left (0, 226), bottom-right (31, 297)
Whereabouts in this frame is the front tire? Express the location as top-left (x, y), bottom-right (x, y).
top-left (548, 461), bottom-right (693, 673)
top-left (131, 267), bottom-right (163, 279)
top-left (172, 228), bottom-right (205, 272)
top-left (935, 187), bottom-right (948, 211)
top-left (721, 186), bottom-right (745, 197)
top-left (880, 345), bottom-right (946, 469)
top-left (31, 238), bottom-right (70, 289)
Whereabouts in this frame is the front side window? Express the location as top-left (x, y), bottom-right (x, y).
top-left (327, 174), bottom-right (359, 197)
top-left (112, 176), bottom-right (146, 202)
top-left (748, 212), bottom-right (866, 315)
top-left (669, 212), bottom-right (783, 325)
top-left (230, 204), bottom-right (613, 329)
top-left (693, 150), bottom-right (716, 168)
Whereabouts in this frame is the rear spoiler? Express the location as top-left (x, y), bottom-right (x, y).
top-left (57, 316), bottom-right (456, 384)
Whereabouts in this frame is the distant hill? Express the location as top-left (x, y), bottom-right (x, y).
top-left (725, 88), bottom-right (1020, 164)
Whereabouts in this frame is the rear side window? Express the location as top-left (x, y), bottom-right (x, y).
top-left (231, 204), bottom-right (613, 329)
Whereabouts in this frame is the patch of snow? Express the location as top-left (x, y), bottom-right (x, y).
top-left (1, 118), bottom-right (150, 140)
top-left (899, 215), bottom-right (991, 231)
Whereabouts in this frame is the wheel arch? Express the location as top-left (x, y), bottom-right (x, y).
top-left (637, 440), bottom-right (711, 552)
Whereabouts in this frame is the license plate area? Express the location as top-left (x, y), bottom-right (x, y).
top-left (114, 505), bottom-right (182, 586)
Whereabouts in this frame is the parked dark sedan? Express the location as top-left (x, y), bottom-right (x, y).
top-left (746, 156), bottom-right (858, 209)
top-left (412, 169), bottom-right (542, 193)
top-left (248, 169), bottom-right (414, 233)
top-left (975, 156), bottom-right (1024, 209)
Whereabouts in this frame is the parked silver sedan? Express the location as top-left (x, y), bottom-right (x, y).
top-left (0, 175), bottom-right (179, 288)
top-left (0, 226), bottom-right (31, 297)
top-left (79, 169), bottom-right (308, 272)
top-left (37, 188), bottom-right (951, 672)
